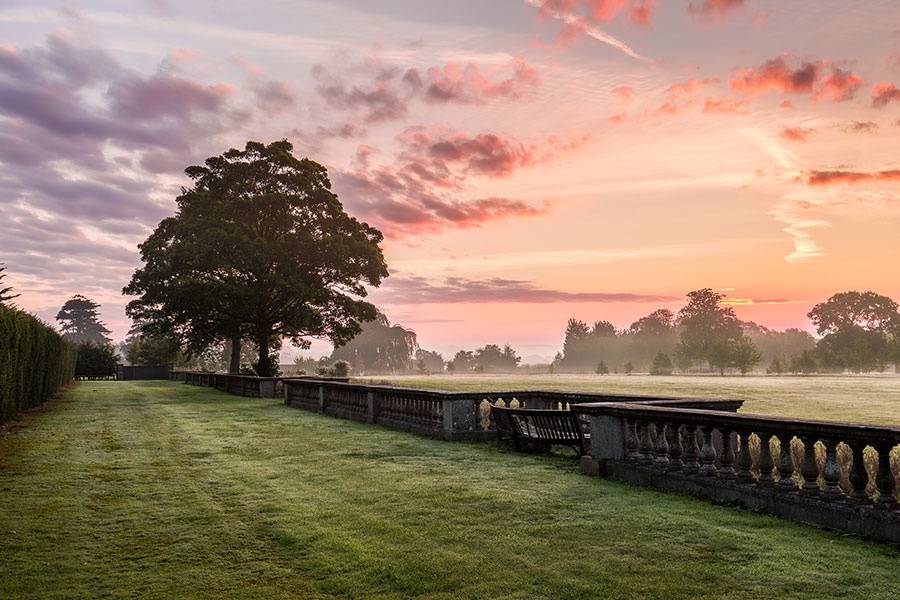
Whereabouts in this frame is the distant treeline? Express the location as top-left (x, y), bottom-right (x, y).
top-left (557, 289), bottom-right (899, 375)
top-left (300, 288), bottom-right (900, 377)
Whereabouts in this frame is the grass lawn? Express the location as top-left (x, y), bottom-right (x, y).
top-left (372, 374), bottom-right (900, 425)
top-left (1, 381), bottom-right (898, 599)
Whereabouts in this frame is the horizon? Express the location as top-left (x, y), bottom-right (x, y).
top-left (3, 1), bottom-right (900, 361)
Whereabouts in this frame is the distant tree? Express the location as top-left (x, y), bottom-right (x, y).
top-left (0, 263), bottom-right (20, 306)
top-left (629, 309), bottom-right (675, 337)
top-left (767, 356), bottom-right (784, 375)
top-left (415, 349), bottom-right (444, 374)
top-left (122, 323), bottom-right (181, 365)
top-left (127, 140), bottom-right (388, 378)
top-left (331, 313), bottom-right (418, 374)
top-left (74, 342), bottom-right (118, 379)
top-left (56, 295), bottom-right (111, 344)
top-left (474, 344), bottom-right (520, 373)
top-left (729, 337), bottom-right (762, 375)
top-left (789, 350), bottom-right (818, 374)
top-left (744, 324), bottom-right (816, 368)
top-left (331, 360), bottom-right (350, 377)
top-left (675, 288), bottom-right (745, 373)
top-left (596, 361), bottom-right (609, 375)
top-left (591, 320), bottom-right (617, 337)
top-left (623, 361), bottom-right (634, 375)
top-left (650, 352), bottom-right (674, 375)
top-left (449, 350), bottom-right (477, 373)
top-left (808, 291), bottom-right (899, 372)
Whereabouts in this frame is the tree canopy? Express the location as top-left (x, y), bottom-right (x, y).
top-left (329, 312), bottom-right (418, 374)
top-left (125, 140), bottom-right (389, 377)
top-left (55, 295), bottom-right (111, 344)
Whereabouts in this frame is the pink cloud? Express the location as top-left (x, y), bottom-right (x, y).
top-left (702, 96), bottom-right (749, 114)
top-left (611, 85), bottom-right (634, 101)
top-left (688, 0), bottom-right (746, 21)
top-left (730, 56), bottom-right (863, 102)
top-left (845, 120), bottom-right (878, 134)
top-left (665, 77), bottom-right (720, 100)
top-left (811, 68), bottom-right (863, 102)
top-left (422, 57), bottom-right (540, 104)
top-left (314, 56), bottom-right (541, 124)
top-left (780, 126), bottom-right (812, 142)
top-left (871, 82), bottom-right (900, 108)
top-left (330, 126), bottom-right (589, 236)
top-left (377, 276), bottom-right (678, 304)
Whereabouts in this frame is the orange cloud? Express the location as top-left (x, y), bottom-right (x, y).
top-left (807, 169), bottom-right (900, 185)
top-left (780, 126), bottom-right (813, 142)
top-left (612, 85), bottom-right (634, 100)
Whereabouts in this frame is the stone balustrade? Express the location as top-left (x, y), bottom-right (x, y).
top-left (175, 370), bottom-right (280, 398)
top-left (574, 401), bottom-right (900, 544)
top-left (282, 378), bottom-right (744, 441)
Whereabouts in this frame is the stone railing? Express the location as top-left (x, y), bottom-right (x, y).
top-left (282, 378), bottom-right (744, 442)
top-left (175, 370), bottom-right (280, 398)
top-left (574, 402), bottom-right (900, 544)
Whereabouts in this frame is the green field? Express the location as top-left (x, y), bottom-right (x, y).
top-left (371, 374), bottom-right (900, 426)
top-left (1, 381), bottom-right (899, 599)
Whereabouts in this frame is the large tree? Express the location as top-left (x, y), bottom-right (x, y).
top-left (127, 141), bottom-right (388, 377)
top-left (124, 197), bottom-right (256, 373)
top-left (808, 291), bottom-right (900, 372)
top-left (56, 295), bottom-right (111, 344)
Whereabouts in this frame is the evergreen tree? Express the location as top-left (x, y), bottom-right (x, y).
top-left (56, 295), bottom-right (111, 344)
top-left (0, 263), bottom-right (20, 306)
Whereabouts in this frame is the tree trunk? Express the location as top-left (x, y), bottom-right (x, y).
top-left (256, 333), bottom-right (273, 377)
top-left (229, 336), bottom-right (241, 374)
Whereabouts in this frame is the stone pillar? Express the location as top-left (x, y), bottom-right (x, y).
top-left (593, 415), bottom-right (626, 461)
top-left (366, 391), bottom-right (379, 424)
top-left (317, 385), bottom-right (326, 413)
top-left (443, 399), bottom-right (478, 440)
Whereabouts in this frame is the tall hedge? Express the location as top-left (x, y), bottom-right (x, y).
top-left (0, 305), bottom-right (77, 424)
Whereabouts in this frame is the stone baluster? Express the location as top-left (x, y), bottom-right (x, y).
top-left (874, 442), bottom-right (897, 509)
top-left (736, 431), bottom-right (754, 483)
top-left (653, 422), bottom-right (669, 466)
top-left (718, 428), bottom-right (737, 479)
top-left (776, 435), bottom-right (797, 490)
top-left (666, 423), bottom-right (684, 469)
top-left (699, 425), bottom-right (718, 477)
top-left (682, 424), bottom-right (700, 473)
top-left (821, 439), bottom-right (844, 498)
top-left (800, 435), bottom-right (821, 493)
top-left (624, 419), bottom-right (639, 460)
top-left (848, 442), bottom-right (870, 503)
top-left (757, 433), bottom-right (775, 484)
top-left (638, 420), bottom-right (654, 463)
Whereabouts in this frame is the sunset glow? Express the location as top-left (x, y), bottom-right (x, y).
top-left (3, 0), bottom-right (899, 361)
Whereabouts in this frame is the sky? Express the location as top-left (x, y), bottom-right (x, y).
top-left (2, 0), bottom-right (899, 363)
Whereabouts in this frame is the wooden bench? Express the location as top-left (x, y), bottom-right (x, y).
top-left (490, 405), bottom-right (589, 456)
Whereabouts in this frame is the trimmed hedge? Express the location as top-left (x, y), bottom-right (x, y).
top-left (0, 305), bottom-right (77, 424)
